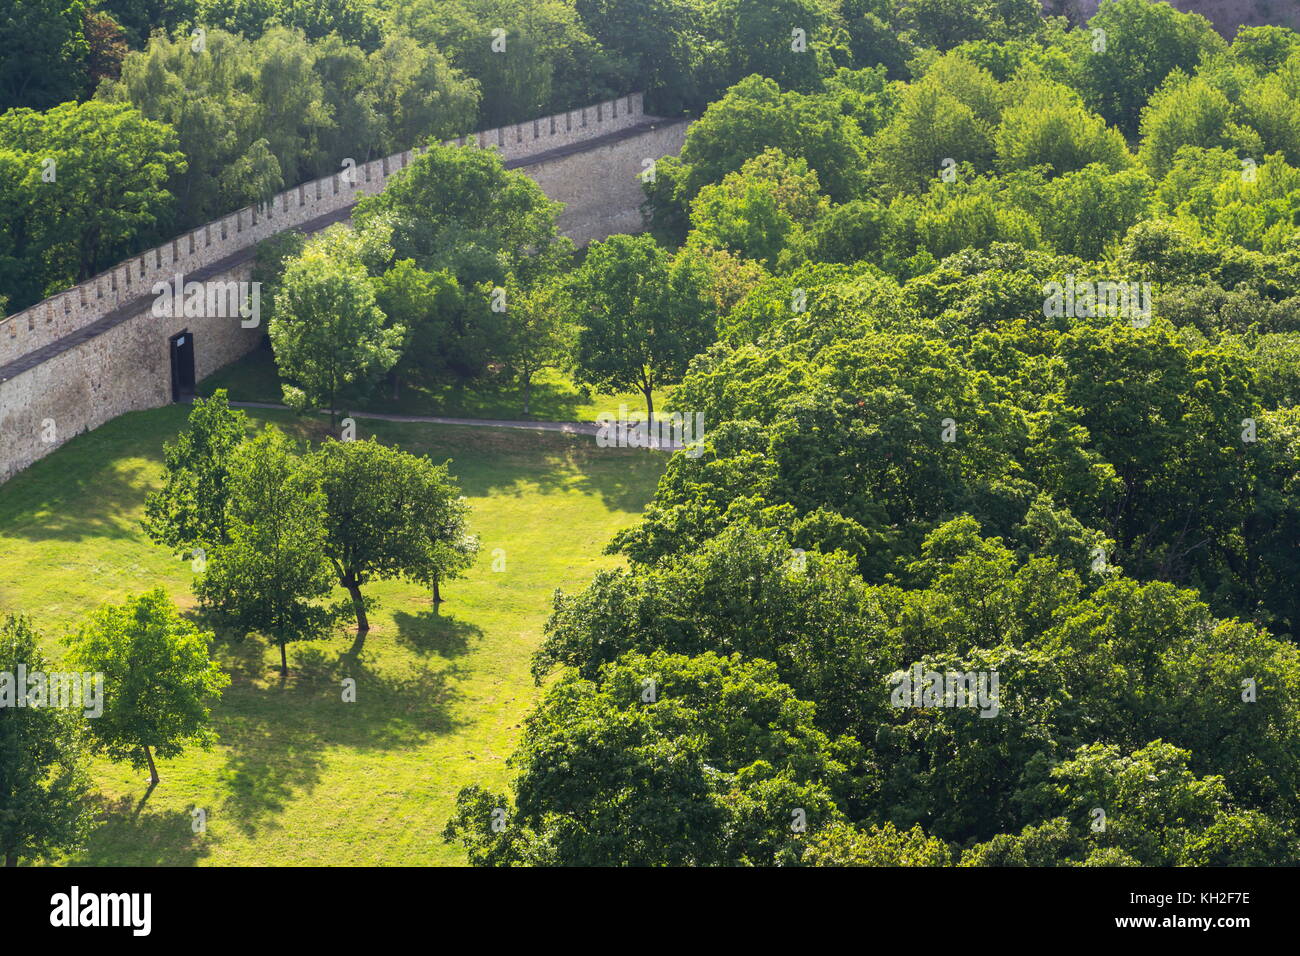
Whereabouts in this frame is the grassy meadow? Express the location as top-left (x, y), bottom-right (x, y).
top-left (200, 341), bottom-right (669, 424)
top-left (0, 400), bottom-right (664, 865)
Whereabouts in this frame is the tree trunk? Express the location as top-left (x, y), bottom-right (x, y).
top-left (522, 374), bottom-right (532, 417)
top-left (143, 745), bottom-right (159, 785)
top-left (279, 639), bottom-right (289, 678)
top-left (644, 386), bottom-right (655, 434)
top-left (346, 582), bottom-right (369, 634)
top-left (432, 576), bottom-right (443, 604)
top-left (4, 851), bottom-right (16, 867)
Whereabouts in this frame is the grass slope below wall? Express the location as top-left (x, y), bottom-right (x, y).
top-left (200, 342), bottom-right (672, 424)
top-left (0, 404), bottom-right (664, 865)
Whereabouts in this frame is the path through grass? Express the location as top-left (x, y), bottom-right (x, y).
top-left (200, 341), bottom-right (669, 424)
top-left (0, 405), bottom-right (664, 865)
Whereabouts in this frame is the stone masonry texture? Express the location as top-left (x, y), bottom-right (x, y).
top-left (0, 94), bottom-right (690, 483)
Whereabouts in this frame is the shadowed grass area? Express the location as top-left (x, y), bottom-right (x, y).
top-left (199, 340), bottom-right (671, 424)
top-left (0, 403), bottom-right (665, 865)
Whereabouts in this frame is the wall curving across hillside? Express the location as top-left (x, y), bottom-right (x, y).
top-left (0, 94), bottom-right (690, 484)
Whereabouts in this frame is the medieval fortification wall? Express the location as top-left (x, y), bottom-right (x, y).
top-left (0, 93), bottom-right (690, 483)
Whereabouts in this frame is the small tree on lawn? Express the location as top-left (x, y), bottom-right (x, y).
top-left (142, 389), bottom-right (247, 556)
top-left (269, 241), bottom-right (404, 424)
top-left (311, 438), bottom-right (478, 635)
top-left (0, 615), bottom-right (93, 867)
top-left (570, 234), bottom-right (714, 426)
top-left (414, 480), bottom-right (478, 605)
top-left (372, 258), bottom-right (459, 399)
top-left (65, 589), bottom-right (229, 785)
top-left (195, 427), bottom-right (337, 677)
top-left (503, 276), bottom-right (573, 417)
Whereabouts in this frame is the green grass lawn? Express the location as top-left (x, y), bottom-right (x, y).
top-left (0, 403), bottom-right (665, 865)
top-left (200, 341), bottom-right (670, 423)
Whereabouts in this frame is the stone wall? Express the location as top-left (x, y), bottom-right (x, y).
top-left (0, 261), bottom-right (261, 477)
top-left (0, 94), bottom-right (690, 484)
top-left (0, 93), bottom-right (650, 370)
top-left (532, 120), bottom-right (690, 244)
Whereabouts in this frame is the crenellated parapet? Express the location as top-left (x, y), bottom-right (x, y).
top-left (0, 94), bottom-right (647, 371)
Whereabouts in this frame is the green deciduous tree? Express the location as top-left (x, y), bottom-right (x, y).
top-left (310, 439), bottom-right (477, 635)
top-left (1070, 0), bottom-right (1226, 138)
top-left (94, 0), bottom-right (196, 47)
top-left (99, 25), bottom-right (478, 234)
top-left (1001, 740), bottom-right (1299, 866)
top-left (353, 142), bottom-right (570, 379)
top-left (194, 427), bottom-right (337, 677)
top-left (710, 0), bottom-right (846, 95)
top-left (143, 389), bottom-right (249, 557)
top-left (540, 522), bottom-right (897, 740)
top-left (269, 230), bottom-right (403, 422)
top-left (889, 0), bottom-right (1042, 52)
top-left (196, 0), bottom-right (385, 49)
top-left (995, 80), bottom-right (1132, 177)
top-left (97, 29), bottom-right (287, 232)
top-left (1138, 73), bottom-right (1253, 179)
top-left (574, 0), bottom-right (704, 113)
top-left (65, 590), bottom-right (229, 785)
top-left (803, 821), bottom-right (951, 866)
top-left (570, 234), bottom-right (714, 425)
top-left (0, 0), bottom-right (90, 111)
top-left (0, 615), bottom-right (93, 867)
top-left (678, 74), bottom-right (870, 203)
top-left (355, 141), bottom-right (569, 290)
top-left (689, 148), bottom-right (829, 267)
top-left (371, 258), bottom-right (461, 396)
top-left (0, 99), bottom-right (184, 306)
top-left (445, 650), bottom-right (855, 865)
top-left (394, 0), bottom-right (598, 127)
top-left (500, 277), bottom-right (573, 416)
top-left (870, 58), bottom-right (1001, 194)
top-left (1014, 164), bottom-right (1153, 260)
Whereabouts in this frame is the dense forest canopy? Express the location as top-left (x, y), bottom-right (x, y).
top-left (441, 0), bottom-right (1300, 866)
top-left (4, 0), bottom-right (1300, 868)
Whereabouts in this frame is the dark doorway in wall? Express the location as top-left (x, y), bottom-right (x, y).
top-left (169, 331), bottom-right (195, 403)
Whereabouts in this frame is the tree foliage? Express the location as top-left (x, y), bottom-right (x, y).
top-left (194, 427), bottom-right (338, 676)
top-left (64, 590), bottom-right (229, 784)
top-left (569, 233), bottom-right (714, 423)
top-left (310, 438), bottom-right (477, 634)
top-left (0, 615), bottom-right (93, 866)
top-left (143, 389), bottom-right (249, 557)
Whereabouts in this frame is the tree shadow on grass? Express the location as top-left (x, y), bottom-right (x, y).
top-left (213, 639), bottom-right (467, 838)
top-left (348, 374), bottom-right (588, 423)
top-left (74, 794), bottom-right (214, 866)
top-left (363, 420), bottom-right (667, 515)
top-left (198, 341), bottom-right (651, 424)
top-left (212, 631), bottom-right (279, 685)
top-left (391, 607), bottom-right (482, 658)
top-left (0, 410), bottom-right (186, 544)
